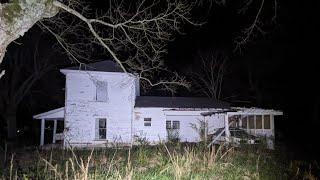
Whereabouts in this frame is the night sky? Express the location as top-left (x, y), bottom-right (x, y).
top-left (1, 1), bottom-right (320, 159)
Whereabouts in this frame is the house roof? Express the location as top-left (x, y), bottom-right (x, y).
top-left (33, 107), bottom-right (64, 119)
top-left (135, 96), bottom-right (230, 109)
top-left (64, 60), bottom-right (123, 72)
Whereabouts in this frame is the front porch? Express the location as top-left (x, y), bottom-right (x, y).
top-left (33, 107), bottom-right (65, 146)
top-left (204, 107), bottom-right (283, 149)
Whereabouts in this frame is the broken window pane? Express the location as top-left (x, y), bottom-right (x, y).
top-left (96, 81), bottom-right (108, 102)
top-left (264, 115), bottom-right (271, 129)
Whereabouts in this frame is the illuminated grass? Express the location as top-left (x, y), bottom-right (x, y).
top-left (1, 143), bottom-right (315, 179)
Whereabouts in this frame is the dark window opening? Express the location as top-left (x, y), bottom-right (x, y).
top-left (98, 118), bottom-right (107, 139)
top-left (144, 118), bottom-right (151, 126)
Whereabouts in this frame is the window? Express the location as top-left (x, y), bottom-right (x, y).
top-left (229, 116), bottom-right (236, 128)
top-left (96, 81), bottom-right (108, 102)
top-left (166, 121), bottom-right (171, 129)
top-left (144, 118), bottom-right (151, 126)
top-left (264, 115), bottom-right (271, 129)
top-left (96, 118), bottom-right (106, 140)
top-left (241, 116), bottom-right (248, 129)
top-left (166, 121), bottom-right (180, 141)
top-left (166, 121), bottom-right (180, 129)
top-left (248, 115), bottom-right (255, 129)
top-left (172, 121), bottom-right (180, 129)
top-left (256, 115), bottom-right (262, 129)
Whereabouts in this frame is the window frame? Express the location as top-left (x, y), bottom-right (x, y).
top-left (248, 115), bottom-right (255, 129)
top-left (144, 118), bottom-right (152, 127)
top-left (255, 115), bottom-right (263, 129)
top-left (241, 116), bottom-right (248, 129)
top-left (166, 121), bottom-right (180, 130)
top-left (172, 121), bottom-right (180, 129)
top-left (95, 81), bottom-right (108, 102)
top-left (97, 118), bottom-right (107, 140)
top-left (263, 115), bottom-right (271, 129)
top-left (166, 121), bottom-right (171, 129)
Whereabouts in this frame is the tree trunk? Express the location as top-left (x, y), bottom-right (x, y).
top-left (5, 105), bottom-right (17, 140)
top-left (0, 1), bottom-right (59, 78)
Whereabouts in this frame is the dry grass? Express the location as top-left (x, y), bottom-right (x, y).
top-left (1, 142), bottom-right (317, 180)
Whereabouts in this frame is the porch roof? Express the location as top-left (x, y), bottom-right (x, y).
top-left (228, 107), bottom-right (283, 115)
top-left (33, 107), bottom-right (64, 120)
top-left (201, 107), bottom-right (283, 116)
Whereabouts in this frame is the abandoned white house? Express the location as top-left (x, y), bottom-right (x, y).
top-left (33, 61), bottom-right (283, 149)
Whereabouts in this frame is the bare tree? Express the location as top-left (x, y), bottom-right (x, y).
top-left (234, 0), bottom-right (278, 52)
top-left (191, 50), bottom-right (227, 100)
top-left (0, 0), bottom-right (58, 78)
top-left (0, 37), bottom-right (54, 139)
top-left (0, 0), bottom-right (198, 91)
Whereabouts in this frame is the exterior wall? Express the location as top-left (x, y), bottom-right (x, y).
top-left (133, 108), bottom-right (167, 143)
top-left (63, 71), bottom-right (138, 147)
top-left (207, 114), bottom-right (225, 134)
top-left (133, 108), bottom-right (225, 144)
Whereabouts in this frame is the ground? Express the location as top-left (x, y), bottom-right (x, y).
top-left (0, 143), bottom-right (319, 179)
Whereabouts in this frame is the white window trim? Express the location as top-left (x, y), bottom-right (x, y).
top-left (95, 81), bottom-right (108, 102)
top-left (95, 118), bottom-right (107, 140)
top-left (166, 120), bottom-right (180, 129)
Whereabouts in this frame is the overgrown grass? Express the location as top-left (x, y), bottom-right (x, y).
top-left (0, 142), bottom-right (318, 179)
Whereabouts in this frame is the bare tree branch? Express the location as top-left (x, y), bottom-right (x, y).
top-left (234, 0), bottom-right (265, 52)
top-left (39, 0), bottom-right (198, 92)
top-left (191, 50), bottom-right (228, 100)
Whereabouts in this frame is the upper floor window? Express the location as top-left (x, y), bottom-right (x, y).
top-left (96, 81), bottom-right (108, 102)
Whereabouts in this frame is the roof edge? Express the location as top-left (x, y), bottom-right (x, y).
top-left (33, 107), bottom-right (65, 119)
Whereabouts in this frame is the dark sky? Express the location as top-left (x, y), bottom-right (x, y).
top-left (1, 0), bottom-right (320, 158)
top-left (165, 0), bottom-right (320, 157)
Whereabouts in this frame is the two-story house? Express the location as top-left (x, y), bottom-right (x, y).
top-left (34, 60), bottom-right (282, 148)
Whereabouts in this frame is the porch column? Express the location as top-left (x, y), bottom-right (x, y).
top-left (52, 119), bottom-right (57, 143)
top-left (40, 118), bottom-right (45, 146)
top-left (224, 114), bottom-right (230, 142)
top-left (204, 116), bottom-right (208, 142)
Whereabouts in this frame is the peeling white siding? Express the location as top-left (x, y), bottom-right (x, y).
top-left (60, 69), bottom-right (278, 148)
top-left (207, 114), bottom-right (225, 134)
top-left (132, 108), bottom-right (225, 144)
top-left (63, 71), bottom-right (138, 147)
top-left (133, 108), bottom-right (167, 143)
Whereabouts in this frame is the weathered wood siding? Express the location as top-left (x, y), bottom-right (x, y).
top-left (63, 71), bottom-right (138, 147)
top-left (133, 108), bottom-right (225, 144)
